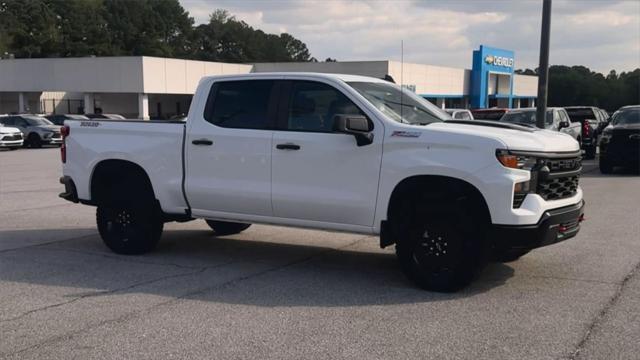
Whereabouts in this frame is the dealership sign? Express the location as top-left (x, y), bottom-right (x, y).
top-left (484, 55), bottom-right (514, 68)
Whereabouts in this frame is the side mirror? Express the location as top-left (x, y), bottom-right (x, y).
top-left (559, 121), bottom-right (569, 129)
top-left (333, 114), bottom-right (374, 146)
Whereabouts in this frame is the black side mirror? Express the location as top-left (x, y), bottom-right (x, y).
top-left (558, 121), bottom-right (568, 129)
top-left (333, 114), bottom-right (374, 146)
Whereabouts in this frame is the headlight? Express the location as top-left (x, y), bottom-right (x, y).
top-left (496, 150), bottom-right (538, 170)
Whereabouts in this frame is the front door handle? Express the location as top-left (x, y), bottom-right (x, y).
top-left (276, 143), bottom-right (301, 150)
top-left (192, 139), bottom-right (213, 146)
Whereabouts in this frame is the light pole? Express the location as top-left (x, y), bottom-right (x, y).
top-left (536, 0), bottom-right (552, 129)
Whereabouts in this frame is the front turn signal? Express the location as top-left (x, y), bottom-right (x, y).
top-left (497, 153), bottom-right (518, 169)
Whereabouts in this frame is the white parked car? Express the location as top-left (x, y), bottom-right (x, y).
top-left (59, 73), bottom-right (585, 291)
top-left (0, 122), bottom-right (23, 150)
top-left (445, 108), bottom-right (474, 120)
top-left (0, 115), bottom-right (62, 147)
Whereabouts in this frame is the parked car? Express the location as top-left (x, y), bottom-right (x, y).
top-left (85, 113), bottom-right (126, 120)
top-left (0, 122), bottom-right (23, 150)
top-left (59, 73), bottom-right (584, 292)
top-left (445, 109), bottom-right (474, 120)
top-left (499, 108), bottom-right (581, 141)
top-left (471, 108), bottom-right (510, 121)
top-left (45, 114), bottom-right (89, 126)
top-left (598, 105), bottom-right (640, 173)
top-left (565, 106), bottom-right (609, 159)
top-left (0, 114), bottom-right (62, 148)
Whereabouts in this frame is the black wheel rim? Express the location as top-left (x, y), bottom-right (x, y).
top-left (105, 208), bottom-right (136, 242)
top-left (412, 226), bottom-right (457, 272)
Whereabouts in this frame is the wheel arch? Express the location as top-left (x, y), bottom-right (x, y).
top-left (380, 175), bottom-right (491, 248)
top-left (90, 159), bottom-right (156, 204)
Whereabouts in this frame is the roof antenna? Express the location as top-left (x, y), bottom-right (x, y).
top-left (400, 39), bottom-right (404, 122)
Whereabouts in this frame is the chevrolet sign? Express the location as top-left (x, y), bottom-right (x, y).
top-left (485, 55), bottom-right (514, 68)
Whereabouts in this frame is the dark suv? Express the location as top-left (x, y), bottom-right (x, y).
top-left (598, 105), bottom-right (640, 173)
top-left (565, 106), bottom-right (610, 159)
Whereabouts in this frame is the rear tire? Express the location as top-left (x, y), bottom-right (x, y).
top-left (599, 156), bottom-right (613, 174)
top-left (205, 220), bottom-right (251, 235)
top-left (584, 145), bottom-right (596, 160)
top-left (394, 203), bottom-right (488, 292)
top-left (97, 201), bottom-right (163, 255)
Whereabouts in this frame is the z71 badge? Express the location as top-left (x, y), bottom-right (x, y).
top-left (391, 131), bottom-right (421, 138)
top-left (80, 121), bottom-right (100, 127)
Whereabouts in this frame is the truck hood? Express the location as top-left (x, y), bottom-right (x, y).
top-left (428, 121), bottom-right (580, 152)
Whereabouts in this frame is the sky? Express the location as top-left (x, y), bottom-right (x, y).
top-left (179, 0), bottom-right (640, 74)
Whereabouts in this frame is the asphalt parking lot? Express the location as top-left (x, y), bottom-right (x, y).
top-left (1, 147), bottom-right (639, 359)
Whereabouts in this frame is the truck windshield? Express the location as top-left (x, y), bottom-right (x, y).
top-left (500, 110), bottom-right (552, 127)
top-left (611, 108), bottom-right (640, 125)
top-left (347, 82), bottom-right (448, 125)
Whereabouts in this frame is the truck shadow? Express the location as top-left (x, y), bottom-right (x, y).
top-left (580, 167), bottom-right (639, 178)
top-left (0, 228), bottom-right (515, 307)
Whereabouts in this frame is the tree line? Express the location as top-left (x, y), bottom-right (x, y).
top-left (516, 66), bottom-right (639, 112)
top-left (0, 0), bottom-right (314, 62)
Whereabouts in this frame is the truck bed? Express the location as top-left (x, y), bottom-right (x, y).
top-left (62, 119), bottom-right (189, 214)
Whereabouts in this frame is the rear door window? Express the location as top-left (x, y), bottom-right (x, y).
top-left (203, 80), bottom-right (276, 130)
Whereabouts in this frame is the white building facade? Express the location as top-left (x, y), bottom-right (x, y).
top-left (0, 45), bottom-right (537, 118)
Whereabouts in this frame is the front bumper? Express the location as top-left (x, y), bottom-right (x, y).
top-left (492, 200), bottom-right (585, 251)
top-left (0, 140), bottom-right (23, 147)
top-left (46, 138), bottom-right (63, 145)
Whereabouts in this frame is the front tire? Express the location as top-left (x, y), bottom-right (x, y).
top-left (97, 201), bottom-right (163, 255)
top-left (599, 156), bottom-right (613, 174)
top-left (395, 208), bottom-right (487, 292)
top-left (205, 220), bottom-right (251, 235)
top-left (27, 133), bottom-right (42, 148)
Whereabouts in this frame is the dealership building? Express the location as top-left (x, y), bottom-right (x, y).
top-left (0, 45), bottom-right (537, 119)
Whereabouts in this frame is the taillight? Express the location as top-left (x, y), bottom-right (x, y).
top-left (61, 125), bottom-right (70, 163)
top-left (582, 122), bottom-right (590, 137)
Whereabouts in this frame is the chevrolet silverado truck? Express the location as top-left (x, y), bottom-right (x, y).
top-left (59, 73), bottom-right (585, 292)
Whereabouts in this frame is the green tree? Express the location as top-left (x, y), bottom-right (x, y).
top-left (101, 0), bottom-right (193, 57)
top-left (547, 65), bottom-right (640, 111)
top-left (0, 0), bottom-right (59, 57)
top-left (191, 9), bottom-right (312, 62)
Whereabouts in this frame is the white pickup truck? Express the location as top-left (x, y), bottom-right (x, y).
top-left (59, 73), bottom-right (585, 291)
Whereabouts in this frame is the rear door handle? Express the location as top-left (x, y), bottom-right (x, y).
top-left (192, 139), bottom-right (213, 146)
top-left (276, 143), bottom-right (301, 150)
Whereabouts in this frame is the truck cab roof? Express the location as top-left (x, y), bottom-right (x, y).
top-left (201, 72), bottom-right (390, 84)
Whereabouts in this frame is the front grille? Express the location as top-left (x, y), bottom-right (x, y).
top-left (538, 175), bottom-right (579, 200)
top-left (2, 134), bottom-right (22, 141)
top-left (536, 157), bottom-right (581, 201)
